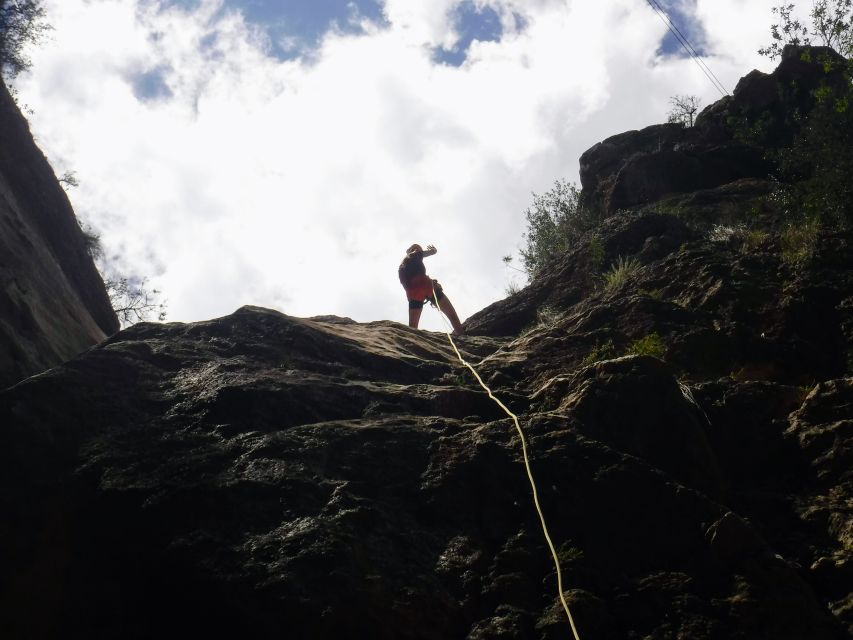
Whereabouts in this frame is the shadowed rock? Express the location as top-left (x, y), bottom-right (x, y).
top-left (579, 46), bottom-right (847, 215)
top-left (0, 306), bottom-right (848, 639)
top-left (0, 81), bottom-right (118, 389)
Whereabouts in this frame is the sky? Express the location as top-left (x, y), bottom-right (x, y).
top-left (14, 0), bottom-right (788, 331)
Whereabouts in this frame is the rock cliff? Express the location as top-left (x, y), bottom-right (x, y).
top-left (578, 46), bottom-right (847, 215)
top-left (0, 51), bottom-right (851, 639)
top-left (0, 81), bottom-right (118, 389)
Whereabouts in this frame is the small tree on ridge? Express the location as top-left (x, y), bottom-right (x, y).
top-left (759, 1), bottom-right (853, 59)
top-left (0, 0), bottom-right (51, 81)
top-left (667, 95), bottom-right (701, 127)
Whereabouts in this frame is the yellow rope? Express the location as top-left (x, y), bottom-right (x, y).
top-left (430, 293), bottom-right (581, 640)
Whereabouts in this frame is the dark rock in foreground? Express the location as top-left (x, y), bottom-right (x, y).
top-left (0, 306), bottom-right (849, 639)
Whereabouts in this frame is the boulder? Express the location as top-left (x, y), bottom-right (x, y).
top-left (550, 355), bottom-right (725, 497)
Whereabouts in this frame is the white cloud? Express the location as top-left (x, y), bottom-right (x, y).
top-left (15, 0), bottom-right (782, 332)
top-left (381, 0), bottom-right (460, 48)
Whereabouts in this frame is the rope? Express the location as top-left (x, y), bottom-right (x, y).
top-left (645, 0), bottom-right (730, 97)
top-left (430, 291), bottom-right (582, 640)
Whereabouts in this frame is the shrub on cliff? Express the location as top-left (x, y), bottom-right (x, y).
top-left (774, 62), bottom-right (853, 226)
top-left (753, 3), bottom-right (853, 226)
top-left (519, 179), bottom-right (600, 276)
top-left (626, 333), bottom-right (666, 359)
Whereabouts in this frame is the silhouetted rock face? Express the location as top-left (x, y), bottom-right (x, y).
top-left (579, 46), bottom-right (846, 214)
top-left (0, 305), bottom-right (849, 639)
top-left (0, 81), bottom-right (117, 389)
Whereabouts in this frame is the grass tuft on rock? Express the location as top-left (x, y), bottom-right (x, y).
top-left (780, 219), bottom-right (819, 266)
top-left (603, 255), bottom-right (642, 293)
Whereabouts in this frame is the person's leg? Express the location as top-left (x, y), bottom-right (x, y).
top-left (408, 299), bottom-right (424, 328)
top-left (408, 306), bottom-right (423, 328)
top-left (437, 295), bottom-right (464, 334)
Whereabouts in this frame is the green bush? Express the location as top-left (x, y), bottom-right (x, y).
top-left (741, 45), bottom-right (853, 229)
top-left (581, 339), bottom-right (616, 366)
top-left (742, 25), bottom-right (853, 229)
top-left (780, 218), bottom-right (820, 264)
top-left (519, 179), bottom-right (600, 276)
top-left (773, 70), bottom-right (853, 228)
top-left (588, 235), bottom-right (605, 272)
top-left (626, 333), bottom-right (666, 359)
top-left (741, 229), bottom-right (771, 252)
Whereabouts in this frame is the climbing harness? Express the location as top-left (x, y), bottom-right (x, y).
top-left (430, 290), bottom-right (582, 640)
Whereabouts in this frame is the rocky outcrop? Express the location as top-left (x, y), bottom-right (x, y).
top-left (0, 307), bottom-right (849, 639)
top-left (466, 212), bottom-right (853, 386)
top-left (579, 46), bottom-right (847, 214)
top-left (0, 81), bottom-right (117, 389)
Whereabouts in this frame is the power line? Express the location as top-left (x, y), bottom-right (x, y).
top-left (647, 0), bottom-right (729, 96)
top-left (645, 0), bottom-right (729, 97)
top-left (649, 0), bottom-right (730, 95)
top-left (646, 0), bottom-right (727, 96)
top-left (647, 0), bottom-right (728, 97)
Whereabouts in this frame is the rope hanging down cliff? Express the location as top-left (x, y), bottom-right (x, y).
top-left (430, 288), bottom-right (582, 640)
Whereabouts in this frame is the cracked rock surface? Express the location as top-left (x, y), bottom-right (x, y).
top-left (1, 303), bottom-right (850, 639)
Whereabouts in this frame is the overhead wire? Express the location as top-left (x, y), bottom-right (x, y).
top-left (647, 0), bottom-right (727, 97)
top-left (645, 0), bottom-right (730, 97)
top-left (650, 0), bottom-right (730, 96)
top-left (646, 0), bottom-right (727, 96)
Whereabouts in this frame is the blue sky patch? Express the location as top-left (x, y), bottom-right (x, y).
top-left (649, 0), bottom-right (707, 58)
top-left (129, 66), bottom-right (173, 102)
top-left (161, 0), bottom-right (387, 60)
top-left (433, 1), bottom-right (505, 67)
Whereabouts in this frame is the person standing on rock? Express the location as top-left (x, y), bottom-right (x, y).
top-left (398, 244), bottom-right (464, 333)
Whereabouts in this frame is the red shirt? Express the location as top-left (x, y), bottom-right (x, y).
top-left (398, 249), bottom-right (437, 301)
